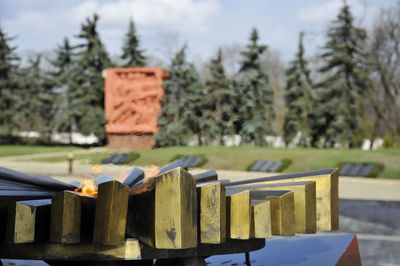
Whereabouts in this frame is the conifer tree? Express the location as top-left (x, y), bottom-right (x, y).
top-left (20, 56), bottom-right (41, 131)
top-left (311, 2), bottom-right (371, 147)
top-left (0, 26), bottom-right (19, 138)
top-left (204, 48), bottom-right (235, 145)
top-left (181, 63), bottom-right (205, 145)
top-left (235, 28), bottom-right (274, 145)
top-left (155, 45), bottom-right (204, 146)
top-left (69, 14), bottom-right (111, 143)
top-left (121, 19), bottom-right (146, 67)
top-left (19, 54), bottom-right (56, 140)
top-left (48, 37), bottom-right (75, 143)
top-left (283, 32), bottom-right (313, 146)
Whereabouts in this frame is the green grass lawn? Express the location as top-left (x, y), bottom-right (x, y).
top-left (133, 146), bottom-right (400, 179)
top-left (30, 151), bottom-right (139, 165)
top-left (0, 145), bottom-right (80, 157)
top-left (28, 152), bottom-right (102, 163)
top-left (10, 145), bottom-right (400, 179)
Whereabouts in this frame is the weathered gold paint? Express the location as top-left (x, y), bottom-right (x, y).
top-left (251, 170), bottom-right (338, 231)
top-left (50, 191), bottom-right (81, 244)
top-left (237, 182), bottom-right (316, 233)
top-left (279, 192), bottom-right (295, 236)
top-left (251, 200), bottom-right (271, 239)
top-left (265, 200), bottom-right (271, 238)
top-left (0, 238), bottom-right (141, 260)
top-left (198, 182), bottom-right (226, 244)
top-left (6, 202), bottom-right (35, 243)
top-left (93, 180), bottom-right (130, 245)
top-left (251, 191), bottom-right (295, 236)
top-left (304, 182), bottom-right (317, 233)
top-left (155, 167), bottom-right (197, 249)
top-left (228, 190), bottom-right (251, 239)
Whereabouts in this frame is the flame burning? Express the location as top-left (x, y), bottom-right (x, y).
top-left (119, 172), bottom-right (128, 183)
top-left (131, 164), bottom-right (160, 194)
top-left (73, 164), bottom-right (103, 196)
top-left (131, 178), bottom-right (156, 194)
top-left (74, 164), bottom-right (160, 196)
top-left (143, 164), bottom-right (160, 183)
top-left (92, 164), bottom-right (102, 174)
top-left (145, 164), bottom-right (159, 181)
top-left (74, 179), bottom-right (98, 196)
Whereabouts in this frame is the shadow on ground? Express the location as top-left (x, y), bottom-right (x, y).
top-left (339, 199), bottom-right (400, 266)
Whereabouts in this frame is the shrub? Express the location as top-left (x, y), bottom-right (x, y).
top-left (246, 160), bottom-right (258, 171)
top-left (383, 131), bottom-right (400, 148)
top-left (125, 152), bottom-right (140, 165)
top-left (277, 158), bottom-right (292, 172)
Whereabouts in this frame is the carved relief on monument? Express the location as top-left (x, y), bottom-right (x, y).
top-left (104, 67), bottom-right (168, 134)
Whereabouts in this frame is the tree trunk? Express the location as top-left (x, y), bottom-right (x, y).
top-left (198, 132), bottom-right (203, 146)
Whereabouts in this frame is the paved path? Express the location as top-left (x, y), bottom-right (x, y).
top-left (0, 149), bottom-right (92, 162)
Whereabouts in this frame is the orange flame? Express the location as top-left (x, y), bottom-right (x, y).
top-left (92, 164), bottom-right (102, 174)
top-left (145, 164), bottom-right (159, 180)
top-left (131, 177), bottom-right (156, 195)
top-left (119, 172), bottom-right (128, 183)
top-left (130, 164), bottom-right (160, 195)
top-left (74, 179), bottom-right (98, 196)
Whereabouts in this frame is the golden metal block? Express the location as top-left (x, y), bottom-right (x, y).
top-left (198, 182), bottom-right (226, 244)
top-left (251, 200), bottom-right (271, 239)
top-left (227, 190), bottom-right (251, 239)
top-left (0, 238), bottom-right (141, 260)
top-left (249, 191), bottom-right (295, 236)
top-left (235, 181), bottom-right (316, 234)
top-left (6, 199), bottom-right (51, 244)
top-left (6, 201), bottom-right (35, 243)
top-left (93, 180), bottom-right (130, 245)
top-left (50, 191), bottom-right (81, 244)
top-left (227, 168), bottom-right (338, 231)
top-left (155, 167), bottom-right (197, 249)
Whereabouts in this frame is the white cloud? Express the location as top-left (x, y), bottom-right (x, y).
top-left (2, 0), bottom-right (220, 57)
top-left (2, 0), bottom-right (392, 64)
top-left (67, 1), bottom-right (99, 23)
top-left (296, 0), bottom-right (364, 23)
top-left (68, 0), bottom-right (220, 34)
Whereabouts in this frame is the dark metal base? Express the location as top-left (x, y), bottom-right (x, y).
top-left (154, 257), bottom-right (206, 266)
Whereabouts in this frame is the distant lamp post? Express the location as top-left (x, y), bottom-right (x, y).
top-left (68, 152), bottom-right (74, 175)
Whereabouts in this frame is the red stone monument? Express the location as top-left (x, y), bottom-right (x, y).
top-left (104, 67), bottom-right (168, 149)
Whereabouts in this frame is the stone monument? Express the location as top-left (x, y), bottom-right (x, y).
top-left (104, 67), bottom-right (169, 149)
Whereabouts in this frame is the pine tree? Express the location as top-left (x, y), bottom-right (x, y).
top-left (204, 48), bottom-right (235, 145)
top-left (0, 25), bottom-right (19, 139)
top-left (18, 55), bottom-right (42, 132)
top-left (48, 37), bottom-right (75, 143)
top-left (235, 28), bottom-right (274, 146)
top-left (283, 32), bottom-right (313, 147)
top-left (155, 45), bottom-right (204, 146)
top-left (121, 19), bottom-right (146, 67)
top-left (69, 14), bottom-right (111, 144)
top-left (311, 2), bottom-right (371, 147)
top-left (182, 63), bottom-right (205, 145)
top-left (18, 54), bottom-right (56, 140)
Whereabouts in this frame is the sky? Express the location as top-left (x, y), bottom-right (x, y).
top-left (0, 0), bottom-right (397, 65)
